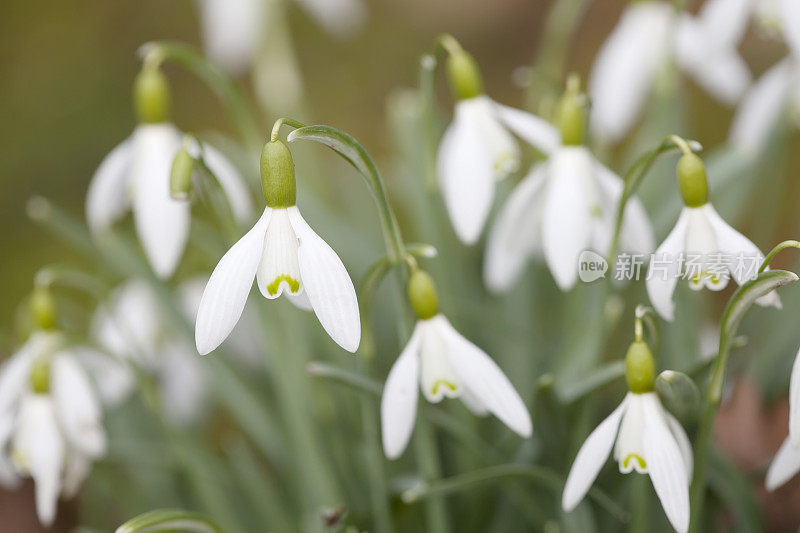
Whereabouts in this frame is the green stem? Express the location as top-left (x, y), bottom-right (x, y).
top-left (628, 473), bottom-right (650, 533)
top-left (271, 117), bottom-right (307, 142)
top-left (758, 240), bottom-right (800, 273)
top-left (634, 305), bottom-right (660, 357)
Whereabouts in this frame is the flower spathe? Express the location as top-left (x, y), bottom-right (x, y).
top-left (380, 314), bottom-right (531, 459)
top-left (484, 145), bottom-right (654, 292)
top-left (646, 202), bottom-right (780, 321)
top-left (437, 95), bottom-right (561, 244)
top-left (562, 392), bottom-right (692, 533)
top-left (765, 345), bottom-right (800, 490)
top-left (0, 331), bottom-right (106, 527)
top-left (195, 205), bottom-right (360, 354)
top-left (86, 123), bottom-right (253, 279)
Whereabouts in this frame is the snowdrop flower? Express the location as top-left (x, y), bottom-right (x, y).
top-left (436, 37), bottom-right (562, 244)
top-left (646, 149), bottom-right (779, 321)
top-left (590, 0), bottom-right (752, 144)
top-left (0, 331), bottom-right (106, 527)
top-left (484, 78), bottom-right (654, 292)
top-left (381, 270), bottom-right (531, 459)
top-left (563, 340), bottom-right (692, 533)
top-left (765, 345), bottom-right (800, 490)
top-left (196, 139), bottom-right (360, 355)
top-left (198, 0), bottom-right (366, 75)
top-left (754, 0), bottom-right (800, 57)
top-left (86, 64), bottom-right (253, 279)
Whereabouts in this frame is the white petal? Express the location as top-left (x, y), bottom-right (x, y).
top-left (460, 389), bottom-right (490, 416)
top-left (790, 348), bottom-right (800, 446)
top-left (286, 289), bottom-right (313, 311)
top-left (196, 207), bottom-right (271, 355)
top-left (61, 452), bottom-right (90, 498)
top-left (437, 100), bottom-right (495, 244)
top-left (199, 0), bottom-right (263, 75)
top-left (729, 60), bottom-right (794, 153)
top-left (86, 137), bottom-right (132, 234)
top-left (0, 414), bottom-right (20, 488)
top-left (562, 398), bottom-right (627, 511)
top-left (257, 208), bottom-right (303, 299)
top-left (294, 0), bottom-right (366, 37)
top-left (0, 339), bottom-right (38, 416)
top-left (492, 102), bottom-right (560, 155)
top-left (72, 347), bottom-right (135, 408)
top-left (483, 164), bottom-right (547, 293)
top-left (694, 0), bottom-right (752, 47)
top-left (381, 324), bottom-right (422, 459)
top-left (287, 207), bottom-right (360, 352)
top-left (782, 0), bottom-right (800, 60)
top-left (642, 395), bottom-right (690, 533)
top-left (588, 2), bottom-right (673, 142)
top-left (593, 162), bottom-right (655, 255)
top-left (766, 437), bottom-right (800, 490)
top-left (438, 316), bottom-right (532, 437)
top-left (542, 147), bottom-right (593, 290)
top-left (647, 208), bottom-right (690, 321)
top-left (664, 410), bottom-right (693, 478)
top-left (201, 143), bottom-right (253, 224)
top-left (14, 395), bottom-right (64, 527)
top-left (51, 353), bottom-right (106, 457)
top-left (130, 124), bottom-right (190, 279)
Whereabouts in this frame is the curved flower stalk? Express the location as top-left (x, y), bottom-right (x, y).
top-left (86, 59), bottom-right (253, 279)
top-left (198, 0), bottom-right (366, 75)
top-left (484, 77), bottom-right (654, 292)
top-left (381, 270), bottom-right (532, 459)
top-left (195, 137), bottom-right (360, 355)
top-left (0, 330), bottom-right (106, 527)
top-left (432, 35), bottom-right (561, 244)
top-left (589, 0), bottom-right (752, 144)
top-left (646, 143), bottom-right (779, 321)
top-left (562, 334), bottom-right (691, 533)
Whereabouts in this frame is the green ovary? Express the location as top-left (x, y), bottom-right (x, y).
top-left (267, 275), bottom-right (300, 296)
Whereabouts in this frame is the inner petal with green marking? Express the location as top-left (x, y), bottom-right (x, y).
top-left (257, 208), bottom-right (303, 299)
top-left (419, 321), bottom-right (462, 403)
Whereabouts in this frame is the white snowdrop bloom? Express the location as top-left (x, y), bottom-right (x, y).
top-left (199, 0), bottom-right (366, 75)
top-left (195, 140), bottom-right (360, 355)
top-left (381, 271), bottom-right (531, 459)
top-left (589, 0), bottom-right (752, 144)
top-left (0, 331), bottom-right (106, 527)
top-left (86, 67), bottom-right (252, 279)
top-left (646, 152), bottom-right (779, 321)
top-left (754, 0), bottom-right (800, 58)
top-left (437, 44), bottom-right (561, 244)
top-left (562, 391), bottom-right (692, 533)
top-left (765, 345), bottom-right (800, 490)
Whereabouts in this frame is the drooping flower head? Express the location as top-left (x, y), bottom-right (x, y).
top-left (195, 138), bottom-right (360, 355)
top-left (646, 148), bottom-right (779, 320)
top-left (484, 77), bottom-right (654, 292)
top-left (86, 58), bottom-right (252, 279)
top-left (562, 338), bottom-right (691, 533)
top-left (435, 36), bottom-right (561, 244)
top-left (381, 270), bottom-right (531, 459)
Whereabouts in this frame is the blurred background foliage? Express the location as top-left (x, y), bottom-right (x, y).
top-left (2, 0), bottom-right (800, 531)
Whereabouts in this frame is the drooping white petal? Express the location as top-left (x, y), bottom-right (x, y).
top-left (437, 99), bottom-right (495, 244)
top-left (0, 337), bottom-right (40, 415)
top-left (765, 437), bottom-right (800, 491)
top-left (200, 142), bottom-right (253, 224)
top-left (729, 60), bottom-right (794, 153)
top-left (13, 395), bottom-right (64, 527)
top-left (287, 207), bottom-right (360, 353)
top-left (159, 340), bottom-right (207, 425)
top-left (257, 208), bottom-right (303, 299)
top-left (199, 0), bottom-right (263, 75)
top-left (294, 0), bottom-right (366, 38)
top-left (492, 102), bottom-right (560, 155)
top-left (562, 398), bottom-right (628, 511)
top-left (664, 410), bottom-right (693, 477)
top-left (782, 0), bottom-right (800, 60)
top-left (460, 389), bottom-right (490, 416)
top-left (615, 394), bottom-right (648, 473)
top-left (381, 324), bottom-right (422, 459)
top-left (642, 394), bottom-right (690, 533)
top-left (61, 452), bottom-right (90, 498)
top-left (588, 1), bottom-right (673, 143)
top-left (483, 164), bottom-right (547, 293)
top-left (129, 124), bottom-right (190, 279)
top-left (541, 147), bottom-right (593, 290)
top-left (467, 97), bottom-right (520, 179)
top-left (647, 208), bottom-right (690, 321)
top-left (790, 348), bottom-right (800, 446)
top-left (51, 353), bottom-right (106, 457)
top-left (86, 137), bottom-right (132, 234)
top-left (437, 316), bottom-right (532, 437)
top-left (419, 320), bottom-right (461, 403)
top-left (196, 207), bottom-right (272, 355)
top-left (286, 290), bottom-right (313, 311)
top-left (0, 414), bottom-right (20, 488)
top-left (694, 0), bottom-right (752, 47)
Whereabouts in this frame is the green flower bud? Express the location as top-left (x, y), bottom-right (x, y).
top-left (260, 140), bottom-right (296, 208)
top-left (30, 285), bottom-right (56, 331)
top-left (677, 152), bottom-right (708, 208)
top-left (556, 93), bottom-right (585, 146)
top-left (30, 357), bottom-right (51, 394)
top-left (170, 147), bottom-right (194, 200)
top-left (134, 67), bottom-right (170, 124)
top-left (446, 50), bottom-right (483, 101)
top-left (625, 340), bottom-right (655, 393)
top-left (407, 270), bottom-right (439, 320)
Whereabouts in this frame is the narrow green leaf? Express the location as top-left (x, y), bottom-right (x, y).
top-left (116, 508), bottom-right (222, 533)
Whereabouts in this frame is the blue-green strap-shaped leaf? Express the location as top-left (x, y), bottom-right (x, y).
top-left (116, 509), bottom-right (223, 533)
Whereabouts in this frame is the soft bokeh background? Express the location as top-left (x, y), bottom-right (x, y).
top-left (2, 0), bottom-right (800, 531)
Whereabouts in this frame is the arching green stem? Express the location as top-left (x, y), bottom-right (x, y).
top-left (759, 240), bottom-right (800, 273)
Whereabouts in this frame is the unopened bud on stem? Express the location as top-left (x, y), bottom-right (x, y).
top-left (677, 152), bottom-right (708, 207)
top-left (625, 340), bottom-right (655, 393)
top-left (446, 50), bottom-right (483, 101)
top-left (260, 140), bottom-right (296, 208)
top-left (134, 66), bottom-right (170, 124)
top-left (30, 285), bottom-right (56, 331)
top-left (408, 270), bottom-right (438, 320)
top-left (30, 357), bottom-right (51, 394)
